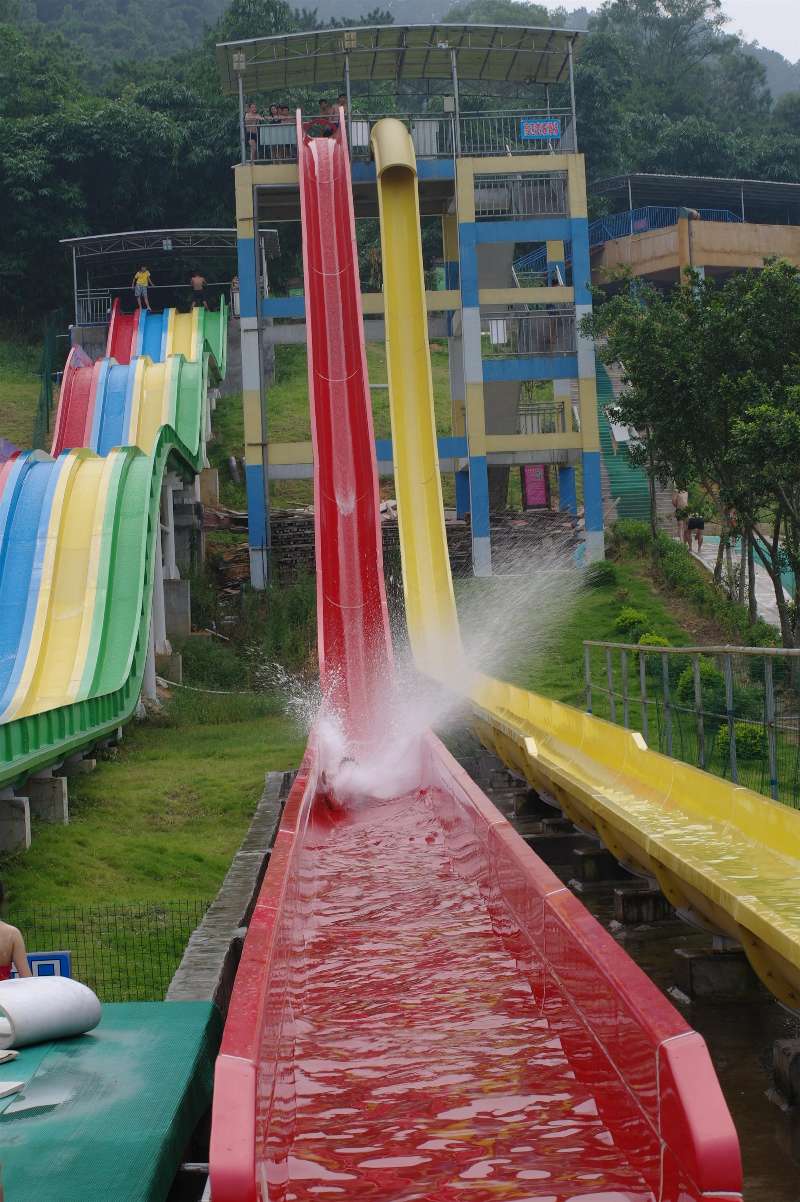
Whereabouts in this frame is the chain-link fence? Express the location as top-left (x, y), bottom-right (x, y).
top-left (11, 899), bottom-right (209, 1002)
top-left (32, 308), bottom-right (67, 450)
top-left (584, 641), bottom-right (800, 806)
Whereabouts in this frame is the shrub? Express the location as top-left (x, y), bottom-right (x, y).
top-left (717, 722), bottom-right (767, 763)
top-left (187, 567), bottom-right (222, 631)
top-left (638, 633), bottom-right (689, 681)
top-left (609, 519), bottom-right (652, 557)
top-left (638, 632), bottom-right (670, 648)
top-left (179, 636), bottom-right (244, 690)
top-left (584, 561), bottom-right (618, 588)
top-left (613, 607), bottom-right (650, 639)
top-left (676, 659), bottom-right (726, 725)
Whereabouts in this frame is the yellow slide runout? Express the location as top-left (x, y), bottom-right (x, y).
top-left (373, 118), bottom-right (800, 1012)
top-left (371, 119), bottom-right (462, 679)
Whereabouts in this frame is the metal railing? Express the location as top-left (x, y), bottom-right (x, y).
top-left (460, 110), bottom-right (575, 156)
top-left (514, 205), bottom-right (746, 276)
top-left (518, 401), bottom-right (565, 434)
top-left (481, 308), bottom-right (576, 356)
top-left (474, 171), bottom-right (568, 219)
top-left (76, 290), bottom-right (112, 325)
top-left (247, 109), bottom-right (575, 162)
top-left (583, 640), bottom-right (800, 805)
top-left (248, 113), bottom-right (455, 162)
top-left (12, 899), bottom-right (209, 1002)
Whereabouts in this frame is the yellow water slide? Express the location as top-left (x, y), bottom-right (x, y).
top-left (372, 119), bottom-right (462, 679)
top-left (371, 116), bottom-right (800, 1011)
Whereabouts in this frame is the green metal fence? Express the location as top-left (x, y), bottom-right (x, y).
top-left (584, 640), bottom-right (800, 806)
top-left (32, 308), bottom-right (67, 450)
top-left (12, 899), bottom-right (209, 1002)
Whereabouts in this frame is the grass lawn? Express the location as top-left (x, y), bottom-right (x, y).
top-left (0, 336), bottom-right (40, 448)
top-left (1, 700), bottom-right (305, 910)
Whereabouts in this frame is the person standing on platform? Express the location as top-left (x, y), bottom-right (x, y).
top-left (132, 265), bottom-right (153, 312)
top-left (190, 270), bottom-right (209, 310)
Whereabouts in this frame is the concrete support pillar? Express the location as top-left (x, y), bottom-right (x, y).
top-left (27, 772), bottom-right (69, 825)
top-left (0, 792), bottom-right (31, 852)
top-left (164, 578), bottom-right (192, 642)
top-left (673, 946), bottom-right (761, 1002)
top-left (161, 475), bottom-right (179, 581)
top-left (143, 617), bottom-right (157, 703)
top-left (152, 526), bottom-right (171, 657)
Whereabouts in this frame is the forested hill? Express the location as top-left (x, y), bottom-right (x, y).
top-left (11, 0), bottom-right (798, 94)
top-left (1, 0), bottom-right (800, 323)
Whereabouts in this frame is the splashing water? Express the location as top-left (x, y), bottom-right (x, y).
top-left (264, 534), bottom-right (583, 804)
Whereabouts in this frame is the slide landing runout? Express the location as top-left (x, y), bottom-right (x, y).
top-left (263, 788), bottom-right (663, 1199)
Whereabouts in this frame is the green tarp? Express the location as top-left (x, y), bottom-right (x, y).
top-left (0, 1001), bottom-right (220, 1202)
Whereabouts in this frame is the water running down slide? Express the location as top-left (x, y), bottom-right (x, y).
top-left (210, 117), bottom-right (741, 1201)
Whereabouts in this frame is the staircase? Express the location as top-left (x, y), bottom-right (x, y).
top-left (595, 359), bottom-right (651, 523)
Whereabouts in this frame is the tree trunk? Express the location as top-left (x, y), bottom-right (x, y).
top-left (725, 538), bottom-right (734, 599)
top-left (713, 535), bottom-right (725, 586)
top-left (747, 531), bottom-right (757, 624)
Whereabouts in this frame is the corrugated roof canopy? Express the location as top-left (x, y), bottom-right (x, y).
top-left (216, 24), bottom-right (583, 95)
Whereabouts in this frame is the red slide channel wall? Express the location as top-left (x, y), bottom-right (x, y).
top-left (106, 297), bottom-right (139, 364)
top-left (51, 346), bottom-right (99, 455)
top-left (208, 118), bottom-right (743, 1202)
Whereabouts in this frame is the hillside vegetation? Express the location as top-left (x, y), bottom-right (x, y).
top-left (1, 0), bottom-right (799, 328)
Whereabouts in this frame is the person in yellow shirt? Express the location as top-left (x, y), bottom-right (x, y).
top-left (131, 266), bottom-right (153, 312)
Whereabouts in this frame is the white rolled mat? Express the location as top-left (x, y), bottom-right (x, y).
top-left (0, 977), bottom-right (101, 1049)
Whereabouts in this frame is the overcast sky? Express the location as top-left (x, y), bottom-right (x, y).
top-left (538, 0), bottom-right (800, 62)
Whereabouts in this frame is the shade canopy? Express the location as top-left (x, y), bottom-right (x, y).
top-left (594, 174), bottom-right (800, 223)
top-left (60, 229), bottom-right (240, 260)
top-left (216, 24), bottom-right (583, 95)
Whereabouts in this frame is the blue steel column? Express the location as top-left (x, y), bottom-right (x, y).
top-left (236, 168), bottom-right (270, 587)
top-left (457, 161), bottom-right (491, 576)
top-left (569, 157), bottom-right (604, 561)
top-left (443, 214), bottom-right (470, 520)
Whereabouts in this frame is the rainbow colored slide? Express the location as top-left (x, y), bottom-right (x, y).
top-left (209, 117), bottom-right (742, 1201)
top-left (0, 302), bottom-right (225, 790)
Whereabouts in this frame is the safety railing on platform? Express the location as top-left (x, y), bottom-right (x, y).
top-left (460, 110), bottom-right (575, 155)
top-left (513, 205), bottom-right (746, 276)
top-left (248, 110), bottom-right (575, 162)
top-left (249, 113), bottom-right (455, 162)
top-left (13, 898), bottom-right (210, 1002)
top-left (517, 401), bottom-right (566, 434)
top-left (474, 171), bottom-right (568, 219)
top-left (482, 308), bottom-right (576, 356)
top-left (584, 640), bottom-right (800, 805)
top-left (76, 290), bottom-right (112, 326)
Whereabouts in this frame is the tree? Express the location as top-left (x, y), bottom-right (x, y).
top-left (586, 261), bottom-right (800, 649)
top-left (443, 0), bottom-right (561, 25)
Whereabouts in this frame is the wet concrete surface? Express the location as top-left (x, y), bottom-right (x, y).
top-left (467, 749), bottom-right (800, 1202)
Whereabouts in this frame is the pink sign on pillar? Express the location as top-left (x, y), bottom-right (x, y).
top-left (521, 464), bottom-right (550, 510)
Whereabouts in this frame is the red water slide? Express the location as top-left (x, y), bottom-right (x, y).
top-left (51, 346), bottom-right (99, 454)
top-left (106, 297), bottom-right (139, 365)
top-left (208, 118), bottom-right (742, 1202)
